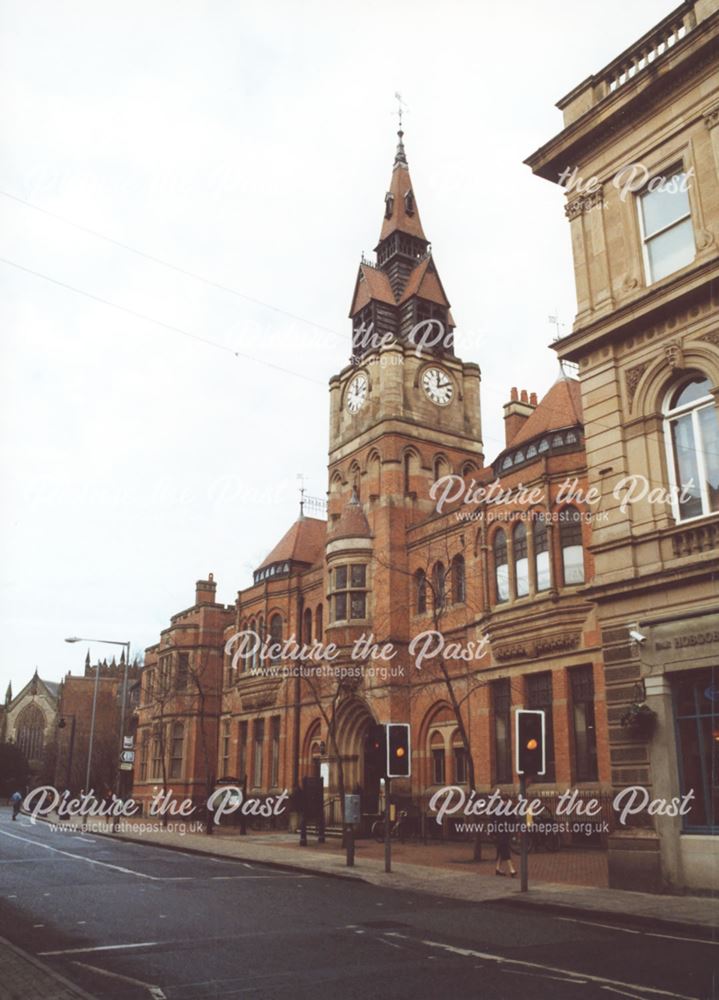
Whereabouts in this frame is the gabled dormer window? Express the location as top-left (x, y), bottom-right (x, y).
top-left (384, 192), bottom-right (394, 219)
top-left (404, 189), bottom-right (415, 215)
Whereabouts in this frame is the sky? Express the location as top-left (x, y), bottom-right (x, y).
top-left (0, 0), bottom-right (674, 698)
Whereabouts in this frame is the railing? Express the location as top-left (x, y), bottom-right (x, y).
top-left (669, 519), bottom-right (719, 558)
top-left (302, 494), bottom-right (328, 517)
top-left (604, 6), bottom-right (694, 95)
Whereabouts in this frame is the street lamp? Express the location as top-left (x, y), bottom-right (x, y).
top-left (64, 636), bottom-right (131, 795)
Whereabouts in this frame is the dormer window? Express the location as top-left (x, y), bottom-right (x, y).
top-left (384, 192), bottom-right (394, 219)
top-left (404, 189), bottom-right (415, 215)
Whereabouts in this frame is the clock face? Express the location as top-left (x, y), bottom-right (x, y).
top-left (422, 367), bottom-right (453, 406)
top-left (346, 372), bottom-right (368, 413)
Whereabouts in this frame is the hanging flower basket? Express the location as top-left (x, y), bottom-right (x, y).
top-left (620, 702), bottom-right (656, 737)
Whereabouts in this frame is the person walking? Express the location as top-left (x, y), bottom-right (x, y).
top-left (10, 790), bottom-right (22, 821)
top-left (494, 792), bottom-right (517, 878)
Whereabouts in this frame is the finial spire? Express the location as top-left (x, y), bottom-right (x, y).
top-left (297, 472), bottom-right (306, 519)
top-left (393, 92), bottom-right (408, 166)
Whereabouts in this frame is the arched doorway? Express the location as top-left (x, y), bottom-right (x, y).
top-left (334, 698), bottom-right (379, 816)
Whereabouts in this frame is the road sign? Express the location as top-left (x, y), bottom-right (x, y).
top-left (119, 763), bottom-right (133, 771)
top-left (120, 750), bottom-right (135, 764)
top-left (123, 736), bottom-right (134, 749)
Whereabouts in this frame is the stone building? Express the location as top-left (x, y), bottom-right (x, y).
top-left (1, 671), bottom-right (59, 787)
top-left (526, 0), bottom-right (719, 891)
top-left (132, 132), bottom-right (607, 835)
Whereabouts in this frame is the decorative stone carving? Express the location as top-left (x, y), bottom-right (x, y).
top-left (664, 338), bottom-right (685, 371)
top-left (696, 228), bottom-right (715, 251)
top-left (699, 331), bottom-right (719, 348)
top-left (625, 362), bottom-right (648, 411)
top-left (535, 632), bottom-right (581, 656)
top-left (703, 103), bottom-right (719, 130)
top-left (564, 187), bottom-right (605, 221)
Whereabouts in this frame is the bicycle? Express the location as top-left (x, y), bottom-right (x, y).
top-left (371, 810), bottom-right (419, 842)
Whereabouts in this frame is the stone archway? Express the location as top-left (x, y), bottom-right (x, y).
top-left (333, 697), bottom-right (378, 815)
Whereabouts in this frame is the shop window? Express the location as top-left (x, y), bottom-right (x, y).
top-left (673, 668), bottom-right (718, 832)
top-left (571, 666), bottom-right (598, 781)
top-left (664, 374), bottom-right (719, 521)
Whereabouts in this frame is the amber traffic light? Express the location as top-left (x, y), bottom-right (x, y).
top-left (387, 723), bottom-right (411, 778)
top-left (515, 710), bottom-right (546, 776)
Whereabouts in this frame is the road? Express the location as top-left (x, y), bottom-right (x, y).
top-left (0, 808), bottom-right (715, 999)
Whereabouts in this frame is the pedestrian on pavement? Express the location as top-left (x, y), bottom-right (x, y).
top-left (494, 791), bottom-right (517, 878)
top-left (10, 790), bottom-right (22, 821)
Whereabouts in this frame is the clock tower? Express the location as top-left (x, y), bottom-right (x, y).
top-left (325, 129), bottom-right (484, 654)
top-left (329, 129), bottom-right (483, 515)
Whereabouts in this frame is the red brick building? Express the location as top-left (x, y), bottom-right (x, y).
top-left (132, 133), bottom-right (608, 826)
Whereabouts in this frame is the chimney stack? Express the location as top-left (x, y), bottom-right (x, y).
top-left (503, 388), bottom-right (537, 445)
top-left (195, 572), bottom-right (217, 605)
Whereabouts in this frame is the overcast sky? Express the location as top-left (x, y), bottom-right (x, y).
top-left (0, 0), bottom-right (673, 698)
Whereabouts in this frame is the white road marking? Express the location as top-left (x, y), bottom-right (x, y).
top-left (32, 924), bottom-right (45, 928)
top-left (210, 874), bottom-right (314, 880)
top-left (72, 836), bottom-right (96, 843)
top-left (602, 988), bottom-right (645, 999)
top-left (558, 917), bottom-right (641, 935)
top-left (0, 829), bottom-right (160, 880)
top-left (72, 960), bottom-right (166, 998)
top-left (242, 863), bottom-right (253, 869)
top-left (557, 916), bottom-right (717, 948)
top-left (502, 968), bottom-right (588, 984)
top-left (378, 938), bottom-right (402, 950)
top-left (40, 941), bottom-right (161, 956)
top-left (646, 931), bottom-right (718, 946)
top-left (385, 933), bottom-right (700, 1000)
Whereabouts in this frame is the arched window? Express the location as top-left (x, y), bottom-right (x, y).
top-left (433, 455), bottom-right (449, 482)
top-left (452, 731), bottom-right (467, 784)
top-left (414, 569), bottom-right (427, 614)
top-left (303, 608), bottom-right (313, 644)
top-left (462, 462), bottom-right (476, 477)
top-left (452, 554), bottom-right (465, 604)
top-left (533, 517), bottom-right (550, 591)
top-left (501, 454), bottom-right (513, 470)
top-left (250, 618), bottom-right (259, 671)
top-left (560, 506), bottom-right (585, 585)
top-left (430, 732), bottom-right (445, 784)
top-left (315, 604), bottom-right (323, 641)
top-left (403, 452), bottom-right (412, 494)
top-left (664, 374), bottom-right (719, 521)
top-left (513, 522), bottom-right (529, 597)
top-left (169, 722), bottom-right (184, 779)
top-left (432, 562), bottom-right (446, 610)
top-left (493, 530), bottom-right (509, 603)
top-left (16, 704), bottom-right (45, 762)
top-left (269, 614), bottom-right (282, 663)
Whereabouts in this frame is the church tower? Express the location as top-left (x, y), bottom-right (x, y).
top-left (326, 129), bottom-right (484, 655)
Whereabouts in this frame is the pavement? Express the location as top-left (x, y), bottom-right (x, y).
top-left (0, 810), bottom-right (716, 1000)
top-left (23, 812), bottom-right (719, 935)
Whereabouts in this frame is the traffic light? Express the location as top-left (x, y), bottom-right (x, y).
top-left (386, 723), bottom-right (411, 778)
top-left (515, 709), bottom-right (546, 776)
top-left (365, 724), bottom-right (386, 773)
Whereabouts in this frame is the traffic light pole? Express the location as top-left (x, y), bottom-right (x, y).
top-left (520, 773), bottom-right (528, 892)
top-left (384, 777), bottom-right (391, 873)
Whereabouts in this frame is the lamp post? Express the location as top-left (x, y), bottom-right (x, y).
top-left (65, 637), bottom-right (131, 795)
top-left (57, 714), bottom-right (77, 790)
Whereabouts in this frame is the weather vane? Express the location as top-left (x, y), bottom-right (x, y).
top-left (297, 473), bottom-right (306, 515)
top-left (394, 91), bottom-right (409, 130)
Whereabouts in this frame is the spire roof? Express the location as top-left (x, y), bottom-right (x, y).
top-left (328, 489), bottom-right (372, 542)
top-left (377, 131), bottom-right (427, 244)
